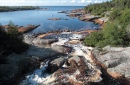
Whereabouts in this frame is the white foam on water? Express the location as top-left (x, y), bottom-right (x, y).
top-left (51, 38), bottom-right (69, 46)
top-left (19, 61), bottom-right (56, 85)
top-left (20, 33), bottom-right (95, 85)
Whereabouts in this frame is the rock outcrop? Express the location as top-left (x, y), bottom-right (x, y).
top-left (32, 38), bottom-right (58, 46)
top-left (26, 45), bottom-right (60, 58)
top-left (66, 13), bottom-right (81, 17)
top-left (92, 45), bottom-right (130, 84)
top-left (48, 18), bottom-right (61, 20)
top-left (18, 25), bottom-right (40, 33)
top-left (23, 34), bottom-right (58, 47)
top-left (52, 56), bottom-right (102, 85)
top-left (2, 25), bottom-right (40, 33)
top-left (79, 14), bottom-right (100, 21)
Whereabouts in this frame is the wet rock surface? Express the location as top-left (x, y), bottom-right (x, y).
top-left (53, 56), bottom-right (102, 85)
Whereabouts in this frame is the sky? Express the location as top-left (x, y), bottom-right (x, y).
top-left (0, 0), bottom-right (109, 6)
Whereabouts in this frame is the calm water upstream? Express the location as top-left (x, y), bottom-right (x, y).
top-left (0, 6), bottom-right (99, 34)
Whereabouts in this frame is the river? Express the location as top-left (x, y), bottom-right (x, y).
top-left (0, 6), bottom-right (99, 34)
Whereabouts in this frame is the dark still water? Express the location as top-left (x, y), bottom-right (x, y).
top-left (0, 6), bottom-right (99, 33)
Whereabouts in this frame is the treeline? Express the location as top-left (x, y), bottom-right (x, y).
top-left (84, 1), bottom-right (113, 15)
top-left (84, 0), bottom-right (130, 16)
top-left (84, 0), bottom-right (130, 48)
top-left (0, 22), bottom-right (29, 63)
top-left (0, 6), bottom-right (40, 12)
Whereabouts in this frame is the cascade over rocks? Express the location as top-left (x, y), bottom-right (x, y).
top-left (19, 32), bottom-right (125, 85)
top-left (50, 56), bottom-right (102, 85)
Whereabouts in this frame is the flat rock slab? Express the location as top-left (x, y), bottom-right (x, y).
top-left (26, 45), bottom-right (59, 58)
top-left (92, 46), bottom-right (130, 81)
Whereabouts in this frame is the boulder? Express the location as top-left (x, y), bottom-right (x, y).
top-left (68, 56), bottom-right (80, 64)
top-left (46, 57), bottom-right (67, 73)
top-left (32, 38), bottom-right (58, 47)
top-left (51, 45), bottom-right (72, 54)
top-left (26, 45), bottom-right (59, 58)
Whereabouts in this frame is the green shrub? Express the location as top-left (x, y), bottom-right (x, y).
top-left (0, 22), bottom-right (29, 58)
top-left (84, 21), bottom-right (130, 48)
top-left (109, 9), bottom-right (120, 20)
top-left (84, 31), bottom-right (103, 47)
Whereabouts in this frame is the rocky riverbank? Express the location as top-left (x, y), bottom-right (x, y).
top-left (61, 8), bottom-right (108, 29)
top-left (20, 32), bottom-right (102, 85)
top-left (1, 28), bottom-right (129, 85)
top-left (17, 31), bottom-right (128, 85)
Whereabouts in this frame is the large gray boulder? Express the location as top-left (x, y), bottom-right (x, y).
top-left (32, 38), bottom-right (58, 47)
top-left (51, 45), bottom-right (72, 54)
top-left (23, 34), bottom-right (58, 47)
top-left (26, 45), bottom-right (59, 59)
top-left (46, 57), bottom-right (67, 73)
top-left (92, 46), bottom-right (130, 81)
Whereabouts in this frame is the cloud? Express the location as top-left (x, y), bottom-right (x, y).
top-left (94, 0), bottom-right (102, 3)
top-left (0, 0), bottom-right (107, 6)
top-left (86, 0), bottom-right (92, 3)
top-left (71, 0), bottom-right (75, 2)
top-left (53, 1), bottom-right (60, 2)
top-left (61, 0), bottom-right (66, 2)
top-left (81, 0), bottom-right (85, 3)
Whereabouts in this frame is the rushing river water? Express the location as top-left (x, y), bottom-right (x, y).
top-left (0, 6), bottom-right (99, 33)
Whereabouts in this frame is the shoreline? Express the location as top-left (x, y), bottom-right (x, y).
top-left (0, 6), bottom-right (40, 12)
top-left (60, 8), bottom-right (108, 29)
